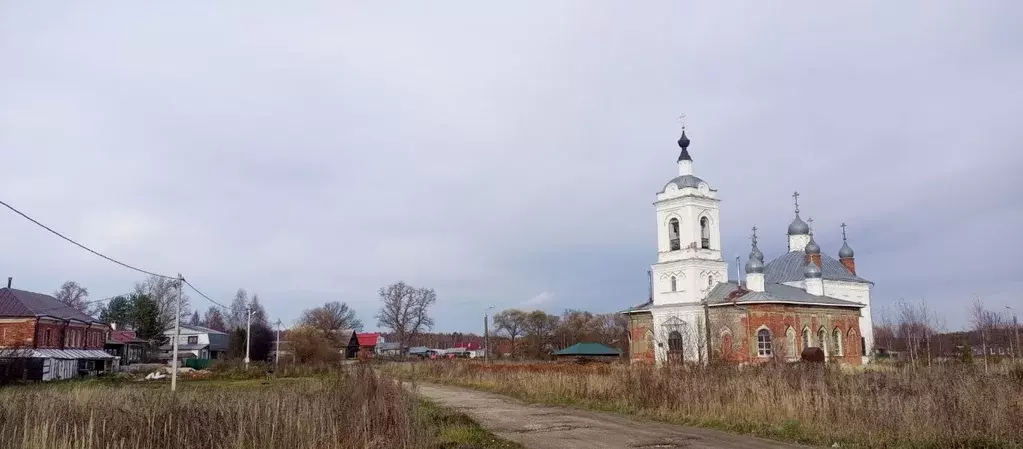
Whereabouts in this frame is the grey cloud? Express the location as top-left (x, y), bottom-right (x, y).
top-left (1, 1), bottom-right (1020, 331)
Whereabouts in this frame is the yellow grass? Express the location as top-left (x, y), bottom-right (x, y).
top-left (0, 365), bottom-right (507, 449)
top-left (384, 361), bottom-right (1023, 448)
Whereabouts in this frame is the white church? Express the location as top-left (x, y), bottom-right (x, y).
top-left (625, 127), bottom-right (874, 365)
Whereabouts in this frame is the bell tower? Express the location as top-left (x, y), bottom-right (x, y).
top-left (650, 125), bottom-right (729, 306)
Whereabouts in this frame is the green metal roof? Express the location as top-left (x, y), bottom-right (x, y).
top-left (555, 342), bottom-right (620, 356)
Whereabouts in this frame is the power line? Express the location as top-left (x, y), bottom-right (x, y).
top-left (182, 278), bottom-right (230, 310)
top-left (0, 198), bottom-right (175, 280)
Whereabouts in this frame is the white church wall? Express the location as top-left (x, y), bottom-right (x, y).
top-left (651, 306), bottom-right (708, 364)
top-left (823, 280), bottom-right (873, 361)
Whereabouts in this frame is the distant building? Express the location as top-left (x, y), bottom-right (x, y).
top-left (105, 328), bottom-right (148, 366)
top-left (0, 286), bottom-right (116, 381)
top-left (159, 324), bottom-right (229, 361)
top-left (357, 332), bottom-right (381, 354)
top-left (555, 342), bottom-right (621, 361)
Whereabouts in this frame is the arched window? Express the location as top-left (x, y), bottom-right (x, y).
top-left (849, 328), bottom-right (859, 355)
top-left (722, 334), bottom-right (733, 359)
top-left (833, 328), bottom-right (844, 356)
top-left (700, 217), bottom-right (710, 249)
top-left (668, 218), bottom-right (681, 251)
top-left (786, 327), bottom-right (797, 359)
top-left (802, 327), bottom-right (811, 349)
top-left (818, 328), bottom-right (828, 355)
top-left (757, 329), bottom-right (772, 357)
top-left (707, 275), bottom-right (714, 288)
top-left (668, 331), bottom-right (683, 353)
top-left (670, 276), bottom-right (677, 292)
top-left (43, 329), bottom-right (51, 346)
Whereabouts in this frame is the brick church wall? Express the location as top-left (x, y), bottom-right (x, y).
top-left (709, 304), bottom-right (863, 364)
top-left (627, 312), bottom-right (656, 363)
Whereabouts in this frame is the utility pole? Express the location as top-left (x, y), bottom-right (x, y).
top-left (484, 305), bottom-right (494, 364)
top-left (275, 318), bottom-right (282, 367)
top-left (171, 274), bottom-right (182, 392)
top-left (244, 306), bottom-right (252, 370)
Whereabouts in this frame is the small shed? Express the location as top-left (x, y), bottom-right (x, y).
top-left (555, 343), bottom-right (621, 361)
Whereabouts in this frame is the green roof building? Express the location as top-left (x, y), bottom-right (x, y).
top-left (555, 342), bottom-right (621, 359)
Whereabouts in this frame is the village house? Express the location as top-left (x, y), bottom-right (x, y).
top-left (356, 332), bottom-right (381, 355)
top-left (158, 324), bottom-right (229, 362)
top-left (104, 327), bottom-right (148, 367)
top-left (624, 127), bottom-right (871, 365)
top-left (0, 284), bottom-right (116, 381)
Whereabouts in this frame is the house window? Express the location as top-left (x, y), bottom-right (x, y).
top-left (802, 328), bottom-right (811, 350)
top-left (44, 329), bottom-right (51, 347)
top-left (786, 327), bottom-right (796, 359)
top-left (187, 336), bottom-right (198, 345)
top-left (833, 329), bottom-right (843, 356)
top-left (757, 329), bottom-right (773, 357)
top-left (670, 276), bottom-right (677, 292)
top-left (700, 217), bottom-right (710, 249)
top-left (668, 331), bottom-right (683, 353)
top-left (818, 329), bottom-right (828, 355)
top-left (668, 218), bottom-right (680, 251)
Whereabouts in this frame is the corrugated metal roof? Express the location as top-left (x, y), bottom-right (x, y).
top-left (27, 349), bottom-right (117, 359)
top-left (703, 282), bottom-right (864, 308)
top-left (0, 288), bottom-right (101, 322)
top-left (763, 252), bottom-right (870, 284)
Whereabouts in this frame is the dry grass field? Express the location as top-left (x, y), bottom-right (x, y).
top-left (384, 361), bottom-right (1023, 449)
top-left (0, 365), bottom-right (518, 449)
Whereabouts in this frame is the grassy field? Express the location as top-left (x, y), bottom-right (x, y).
top-left (383, 360), bottom-right (1023, 449)
top-left (0, 365), bottom-right (518, 449)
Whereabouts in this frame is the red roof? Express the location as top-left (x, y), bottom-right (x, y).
top-left (357, 333), bottom-right (380, 347)
top-left (110, 330), bottom-right (146, 344)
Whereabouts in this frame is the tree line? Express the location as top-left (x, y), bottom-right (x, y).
top-left (873, 297), bottom-right (1020, 366)
top-left (492, 308), bottom-right (629, 359)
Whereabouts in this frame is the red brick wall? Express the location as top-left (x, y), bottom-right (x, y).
top-left (86, 328), bottom-right (105, 349)
top-left (840, 257), bottom-right (856, 275)
top-left (627, 312), bottom-right (656, 363)
top-left (0, 319), bottom-right (37, 348)
top-left (709, 304), bottom-right (863, 365)
top-left (35, 321), bottom-right (63, 348)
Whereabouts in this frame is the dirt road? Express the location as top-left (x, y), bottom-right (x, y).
top-left (415, 383), bottom-right (807, 449)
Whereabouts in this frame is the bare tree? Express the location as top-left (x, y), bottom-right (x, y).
top-left (893, 298), bottom-right (940, 366)
top-left (53, 281), bottom-right (90, 313)
top-left (202, 307), bottom-right (227, 332)
top-left (522, 310), bottom-right (560, 358)
top-left (228, 289), bottom-right (249, 330)
top-left (971, 297), bottom-right (1004, 371)
top-left (376, 282), bottom-right (436, 358)
top-left (189, 310), bottom-right (201, 326)
top-left (300, 301), bottom-right (364, 343)
top-left (493, 309), bottom-right (527, 357)
top-left (133, 276), bottom-right (190, 331)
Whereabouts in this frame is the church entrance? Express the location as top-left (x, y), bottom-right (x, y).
top-left (667, 330), bottom-right (685, 364)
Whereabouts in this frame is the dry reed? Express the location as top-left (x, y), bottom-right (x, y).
top-left (0, 366), bottom-right (430, 449)
top-left (385, 361), bottom-right (1023, 448)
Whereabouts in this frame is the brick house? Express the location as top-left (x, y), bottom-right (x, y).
top-left (0, 287), bottom-right (116, 381)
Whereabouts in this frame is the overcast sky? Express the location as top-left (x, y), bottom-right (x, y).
top-left (1, 2), bottom-right (1020, 332)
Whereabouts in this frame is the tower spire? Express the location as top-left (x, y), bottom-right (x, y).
top-left (677, 114), bottom-right (692, 163)
top-left (838, 222), bottom-right (857, 274)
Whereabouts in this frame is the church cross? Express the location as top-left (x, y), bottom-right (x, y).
top-left (750, 226), bottom-right (758, 246)
top-left (677, 113), bottom-right (687, 131)
top-left (841, 222), bottom-right (848, 242)
top-left (792, 191), bottom-right (800, 214)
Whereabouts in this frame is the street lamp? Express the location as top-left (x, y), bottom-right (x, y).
top-left (1008, 306), bottom-right (1019, 362)
top-left (484, 305), bottom-right (495, 364)
top-left (244, 307), bottom-right (254, 370)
